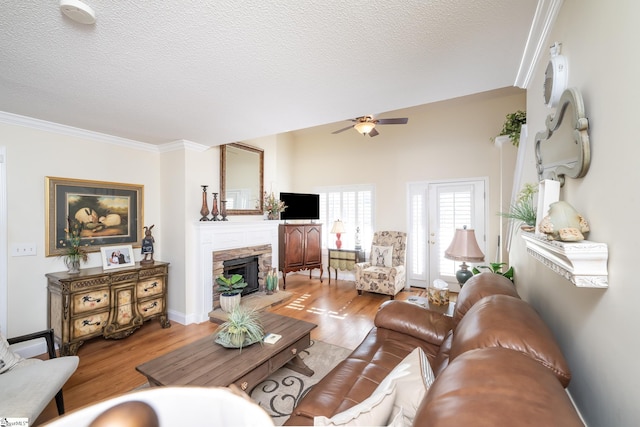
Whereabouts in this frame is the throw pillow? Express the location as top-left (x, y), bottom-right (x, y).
top-left (0, 330), bottom-right (24, 374)
top-left (372, 245), bottom-right (393, 267)
top-left (313, 366), bottom-right (408, 426)
top-left (389, 347), bottom-right (435, 425)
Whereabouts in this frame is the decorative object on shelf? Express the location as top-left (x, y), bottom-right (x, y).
top-left (265, 268), bottom-right (278, 295)
top-left (211, 192), bottom-right (220, 221)
top-left (216, 274), bottom-right (248, 312)
top-left (538, 201), bottom-right (589, 242)
top-left (45, 177), bottom-right (143, 257)
top-left (535, 87), bottom-right (591, 187)
top-left (354, 226), bottom-right (362, 250)
top-left (220, 200), bottom-right (228, 221)
top-left (493, 110), bottom-right (526, 146)
top-left (60, 216), bottom-right (89, 274)
top-left (444, 226), bottom-right (485, 287)
top-left (100, 244), bottom-right (135, 270)
top-left (214, 306), bottom-right (264, 352)
top-left (472, 262), bottom-right (514, 282)
top-left (499, 183), bottom-right (538, 232)
top-left (262, 191), bottom-right (286, 220)
top-left (140, 225), bottom-right (155, 265)
top-left (331, 220), bottom-right (346, 249)
top-left (200, 185), bottom-right (210, 221)
top-left (427, 279), bottom-right (450, 305)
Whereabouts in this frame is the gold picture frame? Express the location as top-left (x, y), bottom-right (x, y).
top-left (45, 177), bottom-right (144, 257)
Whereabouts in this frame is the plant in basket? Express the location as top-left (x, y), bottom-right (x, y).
top-left (216, 274), bottom-right (248, 313)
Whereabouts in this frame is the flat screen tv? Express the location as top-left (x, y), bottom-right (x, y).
top-left (279, 192), bottom-right (320, 221)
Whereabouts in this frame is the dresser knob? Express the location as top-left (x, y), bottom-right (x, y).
top-left (241, 381), bottom-right (248, 391)
top-left (291, 348), bottom-right (297, 355)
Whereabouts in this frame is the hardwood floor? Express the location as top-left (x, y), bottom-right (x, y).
top-left (35, 274), bottom-right (429, 425)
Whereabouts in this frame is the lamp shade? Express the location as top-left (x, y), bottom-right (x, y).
top-left (444, 227), bottom-right (484, 262)
top-left (330, 220), bottom-right (346, 234)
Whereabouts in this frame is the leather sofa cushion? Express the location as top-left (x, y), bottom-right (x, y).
top-left (375, 300), bottom-right (453, 346)
top-left (286, 327), bottom-right (437, 426)
top-left (450, 294), bottom-right (571, 387)
top-left (414, 347), bottom-right (583, 427)
top-left (453, 272), bottom-right (520, 326)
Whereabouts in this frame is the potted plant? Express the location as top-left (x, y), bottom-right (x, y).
top-left (215, 306), bottom-right (264, 351)
top-left (60, 216), bottom-right (89, 274)
top-left (216, 274), bottom-right (248, 313)
top-left (261, 191), bottom-right (286, 220)
top-left (499, 183), bottom-right (537, 231)
top-left (494, 110), bottom-right (526, 146)
top-left (472, 262), bottom-right (514, 282)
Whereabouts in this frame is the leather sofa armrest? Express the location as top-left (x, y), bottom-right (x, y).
top-left (374, 301), bottom-right (453, 345)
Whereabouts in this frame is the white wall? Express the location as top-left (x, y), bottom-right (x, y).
top-left (510, 0), bottom-right (640, 425)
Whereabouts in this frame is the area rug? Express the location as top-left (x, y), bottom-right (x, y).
top-left (250, 340), bottom-right (352, 426)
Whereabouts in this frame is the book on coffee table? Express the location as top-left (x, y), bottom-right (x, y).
top-left (263, 333), bottom-right (282, 344)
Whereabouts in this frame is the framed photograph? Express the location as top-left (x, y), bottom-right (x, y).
top-left (46, 177), bottom-right (143, 257)
top-left (100, 245), bottom-right (135, 270)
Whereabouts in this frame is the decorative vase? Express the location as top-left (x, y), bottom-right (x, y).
top-left (219, 293), bottom-right (241, 313)
top-left (220, 200), bottom-right (228, 221)
top-left (229, 332), bottom-right (246, 348)
top-left (211, 192), bottom-right (220, 221)
top-left (200, 185), bottom-right (210, 221)
top-left (267, 212), bottom-right (279, 220)
top-left (265, 269), bottom-right (277, 295)
top-left (65, 257), bottom-right (81, 274)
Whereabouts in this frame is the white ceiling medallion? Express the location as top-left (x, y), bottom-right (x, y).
top-left (543, 42), bottom-right (568, 108)
top-left (60, 0), bottom-right (96, 25)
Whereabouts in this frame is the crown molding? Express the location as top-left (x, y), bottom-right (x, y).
top-left (159, 140), bottom-right (210, 153)
top-left (514, 0), bottom-right (564, 89)
top-left (0, 111), bottom-right (160, 152)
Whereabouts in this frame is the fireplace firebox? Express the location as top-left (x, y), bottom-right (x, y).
top-left (222, 256), bottom-right (259, 296)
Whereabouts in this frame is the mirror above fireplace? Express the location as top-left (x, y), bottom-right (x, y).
top-left (220, 143), bottom-right (264, 216)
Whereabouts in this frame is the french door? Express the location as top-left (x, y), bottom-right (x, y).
top-left (407, 179), bottom-right (486, 291)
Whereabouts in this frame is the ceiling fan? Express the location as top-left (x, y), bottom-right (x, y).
top-left (331, 115), bottom-right (409, 137)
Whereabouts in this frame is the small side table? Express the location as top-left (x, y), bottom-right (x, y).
top-left (328, 248), bottom-right (366, 283)
top-left (405, 296), bottom-right (455, 317)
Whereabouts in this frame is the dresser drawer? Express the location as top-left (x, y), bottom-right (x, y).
top-left (269, 335), bottom-right (311, 373)
top-left (233, 361), bottom-right (270, 393)
top-left (71, 288), bottom-right (110, 315)
top-left (72, 311), bottom-right (109, 339)
top-left (69, 276), bottom-right (110, 292)
top-left (138, 297), bottom-right (164, 319)
top-left (136, 277), bottom-right (165, 298)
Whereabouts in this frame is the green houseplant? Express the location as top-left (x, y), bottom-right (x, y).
top-left (495, 110), bottom-right (526, 146)
top-left (215, 306), bottom-right (264, 351)
top-left (499, 183), bottom-right (537, 231)
top-left (472, 262), bottom-right (514, 282)
top-left (216, 274), bottom-right (248, 313)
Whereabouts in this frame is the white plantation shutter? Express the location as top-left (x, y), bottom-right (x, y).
top-left (437, 187), bottom-right (473, 276)
top-left (316, 185), bottom-right (375, 250)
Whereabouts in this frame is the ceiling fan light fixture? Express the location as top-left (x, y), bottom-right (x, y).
top-left (354, 121), bottom-right (375, 135)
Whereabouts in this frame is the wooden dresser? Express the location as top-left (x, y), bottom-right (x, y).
top-left (46, 262), bottom-right (170, 356)
top-left (278, 223), bottom-right (323, 288)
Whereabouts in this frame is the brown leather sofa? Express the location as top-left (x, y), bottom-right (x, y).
top-left (284, 273), bottom-right (583, 426)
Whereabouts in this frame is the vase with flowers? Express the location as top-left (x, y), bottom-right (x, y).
top-left (261, 191), bottom-right (286, 220)
top-left (60, 216), bottom-right (89, 274)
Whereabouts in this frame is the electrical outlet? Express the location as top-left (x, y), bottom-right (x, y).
top-left (11, 243), bottom-right (37, 257)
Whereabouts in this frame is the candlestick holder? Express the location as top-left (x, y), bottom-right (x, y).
top-left (211, 192), bottom-right (220, 221)
top-left (220, 200), bottom-right (228, 221)
top-left (200, 185), bottom-right (210, 221)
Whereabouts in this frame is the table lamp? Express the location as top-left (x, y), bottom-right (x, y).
top-left (331, 220), bottom-right (346, 249)
top-left (444, 225), bottom-right (484, 287)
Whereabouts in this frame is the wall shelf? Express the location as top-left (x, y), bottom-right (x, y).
top-left (521, 232), bottom-right (608, 288)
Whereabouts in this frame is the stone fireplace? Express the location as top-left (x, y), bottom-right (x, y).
top-left (194, 221), bottom-right (280, 323)
top-left (212, 244), bottom-right (272, 310)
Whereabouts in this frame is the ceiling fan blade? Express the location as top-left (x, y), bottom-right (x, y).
top-left (376, 118), bottom-right (408, 125)
top-left (368, 128), bottom-right (379, 137)
top-left (332, 125), bottom-right (354, 134)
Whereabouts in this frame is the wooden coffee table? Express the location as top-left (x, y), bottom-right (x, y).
top-left (136, 312), bottom-right (317, 393)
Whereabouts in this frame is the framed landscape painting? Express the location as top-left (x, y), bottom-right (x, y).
top-left (46, 177), bottom-right (143, 257)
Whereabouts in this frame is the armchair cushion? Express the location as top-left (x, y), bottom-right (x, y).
top-left (372, 245), bottom-right (393, 267)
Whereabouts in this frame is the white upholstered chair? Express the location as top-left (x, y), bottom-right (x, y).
top-left (354, 231), bottom-right (407, 299)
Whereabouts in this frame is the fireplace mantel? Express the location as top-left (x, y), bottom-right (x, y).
top-left (193, 221), bottom-right (280, 323)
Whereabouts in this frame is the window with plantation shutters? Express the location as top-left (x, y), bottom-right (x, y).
top-left (315, 185), bottom-right (374, 251)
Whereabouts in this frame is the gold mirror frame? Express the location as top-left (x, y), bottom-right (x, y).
top-left (220, 143), bottom-right (264, 216)
top-left (535, 87), bottom-right (591, 187)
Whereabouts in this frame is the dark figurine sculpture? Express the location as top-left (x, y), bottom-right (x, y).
top-left (141, 225), bottom-right (155, 265)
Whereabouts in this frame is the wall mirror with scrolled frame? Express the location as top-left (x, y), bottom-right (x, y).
top-left (535, 87), bottom-right (591, 187)
top-left (220, 143), bottom-right (264, 215)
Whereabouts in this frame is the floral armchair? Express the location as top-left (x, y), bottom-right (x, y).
top-left (354, 231), bottom-right (407, 299)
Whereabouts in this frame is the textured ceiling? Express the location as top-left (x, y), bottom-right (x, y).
top-left (0, 0), bottom-right (538, 146)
